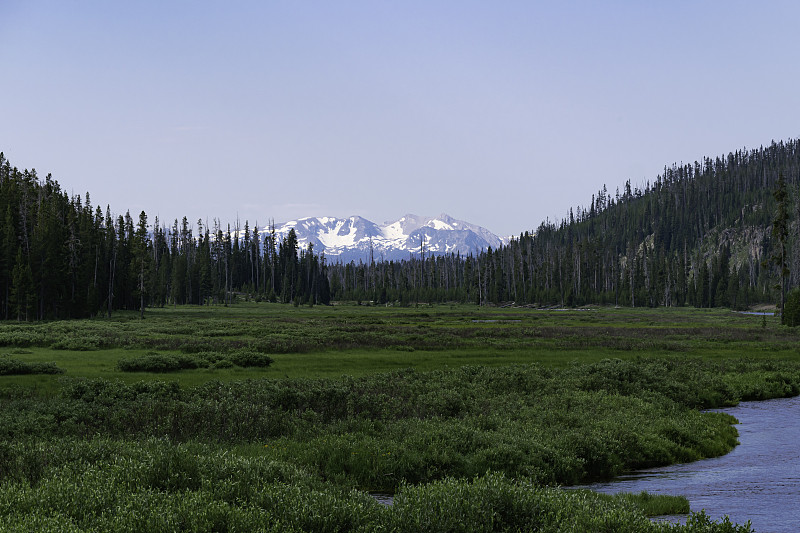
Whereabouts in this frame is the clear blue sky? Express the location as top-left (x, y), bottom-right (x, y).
top-left (1, 1), bottom-right (798, 237)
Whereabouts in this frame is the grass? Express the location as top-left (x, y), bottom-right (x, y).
top-left (1, 303), bottom-right (797, 391)
top-left (0, 302), bottom-right (791, 531)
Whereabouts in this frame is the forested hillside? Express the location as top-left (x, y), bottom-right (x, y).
top-left (2, 139), bottom-right (799, 320)
top-left (329, 139), bottom-right (800, 309)
top-left (0, 152), bottom-right (330, 320)
top-left (496, 140), bottom-right (800, 309)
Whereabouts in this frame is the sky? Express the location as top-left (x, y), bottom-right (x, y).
top-left (1, 1), bottom-right (799, 238)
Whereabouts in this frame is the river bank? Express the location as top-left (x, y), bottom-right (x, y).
top-left (579, 395), bottom-right (800, 532)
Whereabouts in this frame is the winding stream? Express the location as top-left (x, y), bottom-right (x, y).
top-left (579, 395), bottom-right (800, 532)
top-left (372, 396), bottom-right (799, 531)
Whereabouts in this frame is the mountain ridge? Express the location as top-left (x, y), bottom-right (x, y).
top-left (265, 213), bottom-right (504, 263)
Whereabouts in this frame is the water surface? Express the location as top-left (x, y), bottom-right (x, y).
top-left (579, 396), bottom-right (800, 532)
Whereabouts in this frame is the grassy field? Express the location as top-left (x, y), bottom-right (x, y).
top-left (2, 303), bottom-right (797, 531)
top-left (2, 302), bottom-right (797, 385)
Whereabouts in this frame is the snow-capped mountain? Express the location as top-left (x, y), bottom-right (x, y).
top-left (263, 214), bottom-right (504, 263)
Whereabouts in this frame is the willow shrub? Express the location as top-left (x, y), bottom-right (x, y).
top-left (0, 456), bottom-right (749, 533)
top-left (0, 356), bottom-right (794, 531)
top-left (115, 350), bottom-right (273, 373)
top-left (0, 358), bottom-right (63, 376)
top-left (0, 440), bottom-right (752, 532)
top-left (3, 357), bottom-right (792, 488)
top-left (116, 352), bottom-right (203, 373)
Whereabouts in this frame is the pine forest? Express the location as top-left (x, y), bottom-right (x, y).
top-left (2, 138), bottom-right (800, 322)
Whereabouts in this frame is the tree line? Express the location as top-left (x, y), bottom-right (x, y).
top-left (0, 152), bottom-right (330, 320)
top-left (328, 140), bottom-right (800, 312)
top-left (3, 139), bottom-right (800, 321)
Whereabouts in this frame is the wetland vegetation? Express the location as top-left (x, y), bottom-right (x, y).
top-left (2, 304), bottom-right (798, 531)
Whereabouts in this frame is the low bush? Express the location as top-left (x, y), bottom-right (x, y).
top-left (386, 474), bottom-right (748, 532)
top-left (0, 440), bottom-right (752, 533)
top-left (51, 335), bottom-right (103, 351)
top-left (227, 350), bottom-right (274, 368)
top-left (193, 351), bottom-right (228, 365)
top-left (116, 353), bottom-right (203, 373)
top-left (0, 330), bottom-right (46, 347)
top-left (188, 350), bottom-right (272, 369)
top-left (0, 359), bottom-right (64, 376)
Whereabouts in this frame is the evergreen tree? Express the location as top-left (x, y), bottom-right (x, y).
top-left (10, 247), bottom-right (34, 321)
top-left (132, 211), bottom-right (151, 318)
top-left (771, 171), bottom-right (790, 321)
top-left (279, 229), bottom-right (299, 303)
top-left (1, 208), bottom-right (15, 319)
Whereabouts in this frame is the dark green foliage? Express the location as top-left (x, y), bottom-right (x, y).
top-left (0, 153), bottom-right (331, 321)
top-left (784, 288), bottom-right (800, 327)
top-left (3, 140), bottom-right (800, 321)
top-left (0, 318), bottom-right (781, 533)
top-left (0, 439), bottom-right (753, 532)
top-left (0, 438), bottom-right (383, 533)
top-left (326, 140), bottom-right (800, 309)
top-left (116, 353), bottom-right (202, 373)
top-left (614, 491), bottom-right (690, 517)
top-left (0, 142), bottom-right (793, 531)
top-left (50, 336), bottom-right (102, 351)
top-left (0, 330), bottom-right (46, 347)
top-left (771, 171), bottom-right (790, 320)
top-left (143, 444), bottom-right (202, 492)
top-left (3, 358), bottom-right (797, 487)
top-left (0, 358), bottom-right (63, 375)
top-left (385, 475), bottom-right (730, 533)
top-left (115, 350), bottom-right (273, 372)
top-left (226, 350), bottom-right (274, 368)
top-left (192, 350), bottom-right (228, 365)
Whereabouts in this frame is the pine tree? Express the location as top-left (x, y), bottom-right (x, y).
top-left (105, 207), bottom-right (117, 318)
top-left (279, 229), bottom-right (299, 303)
top-left (771, 171), bottom-right (790, 321)
top-left (1, 208), bottom-right (15, 319)
top-left (132, 211), bottom-right (151, 318)
top-left (10, 247), bottom-right (34, 321)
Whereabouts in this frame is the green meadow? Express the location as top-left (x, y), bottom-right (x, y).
top-left (2, 303), bottom-right (798, 531)
top-left (3, 303), bottom-right (798, 381)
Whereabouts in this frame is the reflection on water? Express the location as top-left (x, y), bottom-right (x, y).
top-left (370, 492), bottom-right (394, 506)
top-left (578, 396), bottom-right (800, 533)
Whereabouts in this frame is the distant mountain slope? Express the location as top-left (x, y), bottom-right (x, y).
top-left (5, 139), bottom-right (799, 316)
top-left (489, 139), bottom-right (800, 308)
top-left (323, 139), bottom-right (800, 309)
top-left (266, 214), bottom-right (503, 262)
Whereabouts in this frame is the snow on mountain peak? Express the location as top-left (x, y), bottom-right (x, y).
top-left (265, 213), bottom-right (502, 263)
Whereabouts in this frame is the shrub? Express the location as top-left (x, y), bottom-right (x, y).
top-left (0, 359), bottom-right (64, 376)
top-left (386, 475), bottom-right (750, 532)
top-left (116, 353), bottom-right (202, 373)
top-left (143, 446), bottom-right (202, 492)
top-left (51, 336), bottom-right (103, 351)
top-left (194, 351), bottom-right (227, 365)
top-left (0, 331), bottom-right (46, 347)
top-left (227, 351), bottom-right (274, 368)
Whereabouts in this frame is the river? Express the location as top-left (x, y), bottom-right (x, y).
top-left (578, 395), bottom-right (800, 532)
